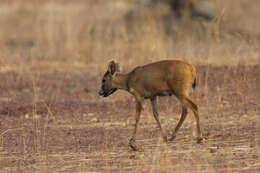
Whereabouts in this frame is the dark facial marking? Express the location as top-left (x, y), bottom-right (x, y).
top-left (99, 72), bottom-right (117, 97)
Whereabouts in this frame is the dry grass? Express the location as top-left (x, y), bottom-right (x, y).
top-left (0, 0), bottom-right (259, 172)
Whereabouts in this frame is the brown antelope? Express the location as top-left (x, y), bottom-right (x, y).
top-left (99, 60), bottom-right (204, 151)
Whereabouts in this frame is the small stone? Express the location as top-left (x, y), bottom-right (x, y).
top-left (34, 114), bottom-right (41, 119)
top-left (25, 114), bottom-right (30, 119)
top-left (90, 117), bottom-right (98, 122)
top-left (209, 147), bottom-right (217, 153)
top-left (88, 113), bottom-right (95, 116)
top-left (83, 113), bottom-right (95, 117)
top-left (0, 97), bottom-right (9, 102)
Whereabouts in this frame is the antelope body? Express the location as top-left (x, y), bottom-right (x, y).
top-left (99, 60), bottom-right (203, 151)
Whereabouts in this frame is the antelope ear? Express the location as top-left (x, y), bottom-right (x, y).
top-left (108, 61), bottom-right (116, 75)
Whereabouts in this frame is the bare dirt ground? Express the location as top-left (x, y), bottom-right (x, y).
top-left (0, 64), bottom-right (259, 172)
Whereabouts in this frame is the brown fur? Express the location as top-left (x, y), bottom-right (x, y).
top-left (99, 60), bottom-right (203, 151)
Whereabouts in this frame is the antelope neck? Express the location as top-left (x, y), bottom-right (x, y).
top-left (112, 73), bottom-right (130, 91)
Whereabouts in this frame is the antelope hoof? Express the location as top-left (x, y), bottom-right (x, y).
top-left (197, 137), bottom-right (206, 144)
top-left (169, 135), bottom-right (176, 142)
top-left (129, 138), bottom-right (139, 151)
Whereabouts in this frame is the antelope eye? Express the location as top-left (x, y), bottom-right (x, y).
top-left (102, 79), bottom-right (106, 83)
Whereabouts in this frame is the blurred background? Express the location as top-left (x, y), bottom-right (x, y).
top-left (0, 0), bottom-right (259, 68)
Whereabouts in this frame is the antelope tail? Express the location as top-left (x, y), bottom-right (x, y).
top-left (192, 76), bottom-right (197, 89)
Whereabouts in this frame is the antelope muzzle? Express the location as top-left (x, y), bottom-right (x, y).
top-left (98, 88), bottom-right (117, 97)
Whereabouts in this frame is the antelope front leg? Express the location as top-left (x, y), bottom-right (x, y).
top-left (129, 96), bottom-right (143, 151)
top-left (150, 97), bottom-right (167, 142)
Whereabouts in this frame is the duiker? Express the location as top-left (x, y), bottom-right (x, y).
top-left (99, 60), bottom-right (204, 151)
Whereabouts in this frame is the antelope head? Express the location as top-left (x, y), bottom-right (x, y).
top-left (98, 61), bottom-right (121, 97)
